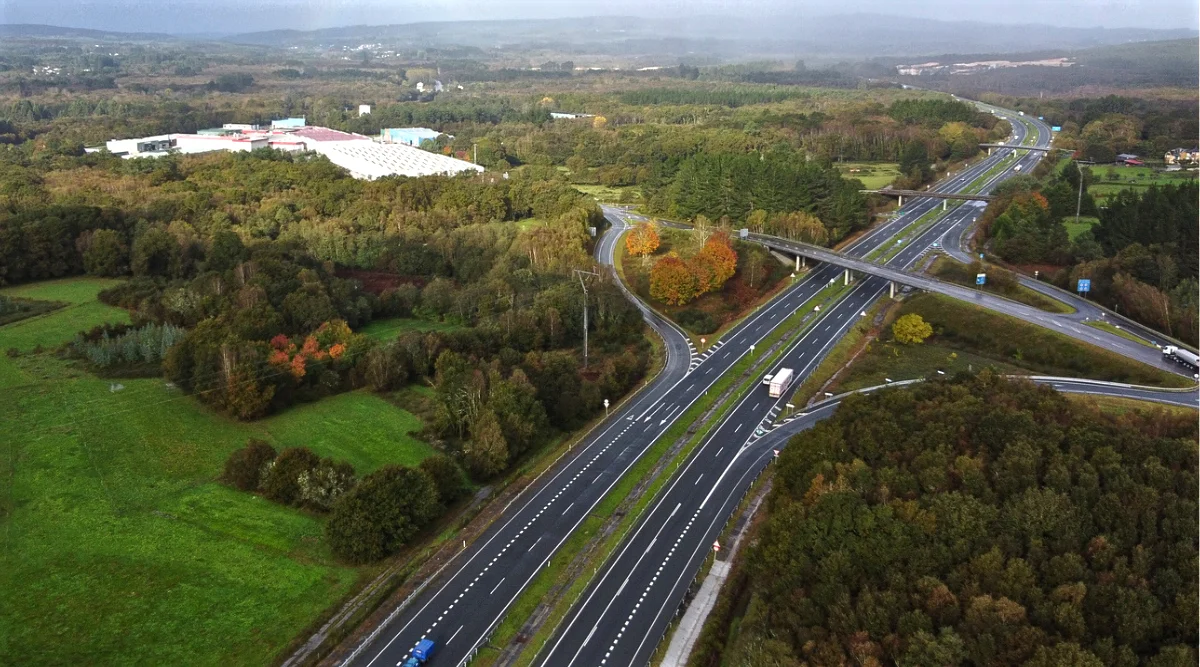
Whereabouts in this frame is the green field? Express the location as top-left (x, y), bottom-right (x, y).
top-left (0, 278), bottom-right (439, 666)
top-left (1064, 215), bottom-right (1100, 241)
top-left (838, 339), bottom-right (1029, 392)
top-left (1089, 165), bottom-right (1197, 201)
top-left (358, 316), bottom-right (466, 341)
top-left (573, 183), bottom-right (640, 203)
top-left (834, 162), bottom-right (900, 190)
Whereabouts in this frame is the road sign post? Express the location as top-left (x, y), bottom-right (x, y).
top-left (1077, 278), bottom-right (1091, 299)
top-left (603, 398), bottom-right (609, 417)
top-left (976, 273), bottom-right (986, 290)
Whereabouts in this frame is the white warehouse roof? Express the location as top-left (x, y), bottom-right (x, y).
top-left (312, 141), bottom-right (484, 180)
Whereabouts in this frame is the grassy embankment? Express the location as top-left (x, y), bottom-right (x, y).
top-left (832, 293), bottom-right (1191, 393)
top-left (475, 282), bottom-right (853, 667)
top-left (0, 277), bottom-right (438, 667)
top-left (926, 257), bottom-right (1074, 314)
top-left (1086, 319), bottom-right (1159, 348)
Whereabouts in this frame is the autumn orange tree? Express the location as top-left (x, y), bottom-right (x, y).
top-left (624, 221), bottom-right (661, 266)
top-left (691, 231), bottom-right (737, 294)
top-left (649, 253), bottom-right (697, 305)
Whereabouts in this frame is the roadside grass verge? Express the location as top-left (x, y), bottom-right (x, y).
top-left (1065, 393), bottom-right (1197, 417)
top-left (926, 256), bottom-right (1074, 314)
top-left (886, 294), bottom-right (1188, 387)
top-left (480, 283), bottom-right (852, 667)
top-left (1086, 319), bottom-right (1159, 348)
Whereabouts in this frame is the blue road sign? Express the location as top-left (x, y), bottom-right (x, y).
top-left (976, 273), bottom-right (987, 286)
top-left (1052, 126), bottom-right (1062, 132)
top-left (1038, 116), bottom-right (1044, 120)
top-left (1077, 279), bottom-right (1091, 293)
top-left (979, 253), bottom-right (985, 260)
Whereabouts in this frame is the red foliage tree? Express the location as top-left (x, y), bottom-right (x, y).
top-left (650, 254), bottom-right (697, 305)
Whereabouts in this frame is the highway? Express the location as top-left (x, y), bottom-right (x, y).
top-left (536, 106), bottom-right (1082, 666)
top-left (345, 101), bottom-right (1193, 667)
top-left (343, 102), bottom-right (1036, 667)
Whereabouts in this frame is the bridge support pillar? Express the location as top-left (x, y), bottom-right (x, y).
top-left (943, 199), bottom-right (948, 211)
top-left (988, 147), bottom-right (993, 156)
top-left (889, 282), bottom-right (895, 298)
top-left (844, 268), bottom-right (850, 286)
top-left (898, 195), bottom-right (903, 207)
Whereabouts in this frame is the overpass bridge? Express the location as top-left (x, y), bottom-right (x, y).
top-left (740, 230), bottom-right (1189, 377)
top-left (861, 188), bottom-right (994, 206)
top-left (979, 143), bottom-right (1066, 155)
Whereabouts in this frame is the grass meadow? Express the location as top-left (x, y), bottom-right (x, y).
top-left (0, 278), bottom-right (437, 666)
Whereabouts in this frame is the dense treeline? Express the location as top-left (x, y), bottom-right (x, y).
top-left (981, 168), bottom-right (1197, 344)
top-left (979, 93), bottom-right (1198, 162)
top-left (0, 149), bottom-right (647, 469)
top-left (720, 374), bottom-right (1197, 667)
top-left (661, 149), bottom-right (868, 242)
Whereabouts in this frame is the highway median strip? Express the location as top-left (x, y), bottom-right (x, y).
top-left (474, 281), bottom-right (853, 667)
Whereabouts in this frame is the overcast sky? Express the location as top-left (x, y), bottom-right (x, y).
top-left (1, 0), bottom-right (1196, 34)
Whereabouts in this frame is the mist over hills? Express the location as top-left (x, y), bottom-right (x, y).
top-left (2, 14), bottom-right (1195, 60)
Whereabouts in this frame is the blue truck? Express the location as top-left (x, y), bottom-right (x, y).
top-left (402, 639), bottom-right (436, 667)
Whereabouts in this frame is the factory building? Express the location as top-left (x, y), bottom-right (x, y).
top-left (100, 133), bottom-right (269, 158)
top-left (312, 141), bottom-right (483, 180)
top-left (91, 120), bottom-right (480, 180)
top-left (380, 127), bottom-right (448, 146)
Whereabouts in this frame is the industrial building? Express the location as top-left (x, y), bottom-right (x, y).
top-left (311, 141), bottom-right (483, 180)
top-left (89, 120), bottom-right (481, 180)
top-left (99, 133), bottom-right (269, 158)
top-left (380, 127), bottom-right (447, 146)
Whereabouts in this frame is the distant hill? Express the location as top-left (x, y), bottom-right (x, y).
top-left (896, 37), bottom-right (1200, 94)
top-left (0, 23), bottom-right (175, 41)
top-left (2, 16), bottom-right (1194, 61)
top-left (224, 14), bottom-right (1197, 60)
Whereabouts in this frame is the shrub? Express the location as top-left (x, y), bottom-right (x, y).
top-left (260, 447), bottom-right (321, 506)
top-left (676, 308), bottom-right (718, 335)
top-left (222, 439), bottom-right (277, 492)
top-left (297, 458), bottom-right (357, 511)
top-left (419, 454), bottom-right (470, 505)
top-left (893, 313), bottom-right (933, 345)
top-left (326, 465), bottom-right (442, 564)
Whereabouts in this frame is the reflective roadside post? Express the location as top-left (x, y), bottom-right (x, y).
top-left (604, 398), bottom-right (609, 417)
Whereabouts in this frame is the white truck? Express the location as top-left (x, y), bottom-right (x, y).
top-left (768, 368), bottom-right (794, 398)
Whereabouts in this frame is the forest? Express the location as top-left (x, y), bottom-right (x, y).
top-left (0, 148), bottom-right (653, 563)
top-left (715, 373), bottom-right (1197, 667)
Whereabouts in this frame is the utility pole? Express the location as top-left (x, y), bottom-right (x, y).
top-left (574, 269), bottom-right (600, 368)
top-left (1074, 160), bottom-right (1093, 227)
